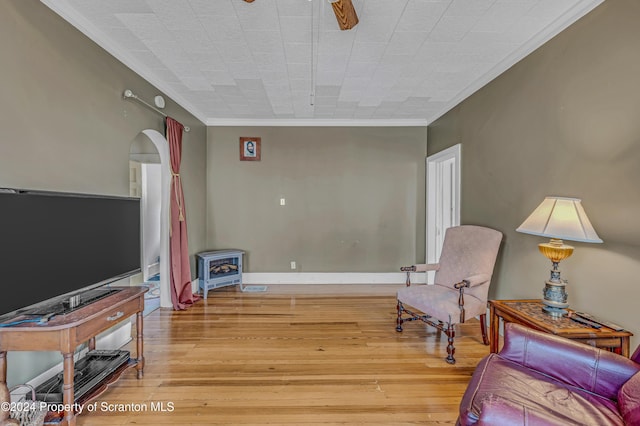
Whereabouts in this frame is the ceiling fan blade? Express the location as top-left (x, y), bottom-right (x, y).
top-left (330, 0), bottom-right (359, 31)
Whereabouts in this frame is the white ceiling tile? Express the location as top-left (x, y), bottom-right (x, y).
top-left (396, 1), bottom-right (449, 32)
top-left (245, 31), bottom-right (284, 54)
top-left (234, 0), bottom-right (280, 26)
top-left (290, 78), bottom-right (312, 91)
top-left (199, 15), bottom-right (244, 43)
top-left (116, 13), bottom-right (171, 42)
top-left (203, 70), bottom-right (236, 86)
top-left (317, 54), bottom-right (349, 72)
top-left (472, 1), bottom-right (536, 33)
top-left (188, 0), bottom-right (236, 16)
top-left (47, 0), bottom-right (598, 122)
top-left (134, 50), bottom-right (171, 69)
top-left (193, 53), bottom-right (226, 72)
top-left (172, 30), bottom-right (215, 53)
top-left (350, 43), bottom-right (387, 62)
top-left (386, 32), bottom-right (428, 56)
top-left (146, 0), bottom-right (196, 31)
top-left (260, 71), bottom-right (290, 85)
top-left (354, 16), bottom-right (397, 43)
top-left (338, 90), bottom-right (363, 103)
top-left (68, 0), bottom-right (153, 14)
top-left (342, 77), bottom-right (371, 91)
top-left (287, 63), bottom-right (310, 79)
top-left (345, 62), bottom-right (378, 79)
top-left (226, 63), bottom-right (261, 79)
top-left (428, 15), bottom-right (480, 42)
top-left (181, 77), bottom-right (213, 91)
top-left (216, 43), bottom-right (253, 63)
top-left (253, 53), bottom-right (288, 72)
top-left (445, 0), bottom-right (495, 17)
top-left (279, 16), bottom-right (312, 43)
top-left (149, 68), bottom-right (181, 83)
top-left (277, 0), bottom-right (312, 17)
top-left (315, 71), bottom-right (344, 86)
top-left (313, 96), bottom-right (338, 107)
top-left (526, 0), bottom-right (578, 19)
top-left (284, 43), bottom-right (311, 63)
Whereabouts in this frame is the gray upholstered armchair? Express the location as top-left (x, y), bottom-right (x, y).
top-left (396, 225), bottom-right (502, 364)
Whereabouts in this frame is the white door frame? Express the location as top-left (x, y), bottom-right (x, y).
top-left (426, 144), bottom-right (461, 282)
top-left (140, 129), bottom-right (172, 309)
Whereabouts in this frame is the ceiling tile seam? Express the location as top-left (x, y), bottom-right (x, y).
top-left (329, 0), bottom-right (361, 115)
top-left (370, 0), bottom-right (455, 112)
top-left (408, 0), bottom-right (482, 110)
top-left (235, 0), bottom-right (288, 116)
top-left (186, 0), bottom-right (232, 91)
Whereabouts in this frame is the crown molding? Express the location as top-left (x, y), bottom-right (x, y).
top-left (206, 118), bottom-right (428, 127)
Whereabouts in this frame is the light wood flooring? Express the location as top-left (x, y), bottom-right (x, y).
top-left (78, 285), bottom-right (490, 425)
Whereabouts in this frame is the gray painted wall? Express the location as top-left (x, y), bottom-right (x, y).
top-left (428, 0), bottom-right (640, 348)
top-left (0, 0), bottom-right (207, 386)
top-left (207, 126), bottom-right (428, 272)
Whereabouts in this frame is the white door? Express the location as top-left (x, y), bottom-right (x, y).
top-left (426, 144), bottom-right (461, 283)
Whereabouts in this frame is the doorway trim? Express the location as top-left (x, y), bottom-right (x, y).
top-left (426, 144), bottom-right (461, 282)
top-left (140, 129), bottom-right (172, 308)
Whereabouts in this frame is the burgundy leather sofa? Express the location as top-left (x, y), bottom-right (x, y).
top-left (458, 323), bottom-right (640, 425)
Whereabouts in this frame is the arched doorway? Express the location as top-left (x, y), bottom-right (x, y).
top-left (129, 129), bottom-right (172, 309)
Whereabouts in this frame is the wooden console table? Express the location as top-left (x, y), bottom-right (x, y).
top-left (489, 299), bottom-right (632, 357)
top-left (0, 286), bottom-right (146, 426)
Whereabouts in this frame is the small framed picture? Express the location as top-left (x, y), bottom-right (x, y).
top-left (239, 137), bottom-right (261, 161)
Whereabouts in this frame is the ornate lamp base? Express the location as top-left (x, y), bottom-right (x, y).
top-left (542, 280), bottom-right (569, 317)
top-left (538, 239), bottom-right (573, 317)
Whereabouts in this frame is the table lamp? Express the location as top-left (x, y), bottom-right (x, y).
top-left (516, 196), bottom-right (603, 317)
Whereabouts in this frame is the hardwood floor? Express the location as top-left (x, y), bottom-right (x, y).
top-left (78, 285), bottom-right (490, 425)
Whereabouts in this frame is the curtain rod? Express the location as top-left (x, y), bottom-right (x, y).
top-left (123, 89), bottom-right (190, 132)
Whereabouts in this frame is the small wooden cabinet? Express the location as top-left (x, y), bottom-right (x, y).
top-left (0, 286), bottom-right (146, 426)
top-left (197, 250), bottom-right (244, 298)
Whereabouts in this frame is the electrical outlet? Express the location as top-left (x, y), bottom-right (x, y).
top-left (280, 198), bottom-right (286, 206)
top-left (290, 261), bottom-right (296, 270)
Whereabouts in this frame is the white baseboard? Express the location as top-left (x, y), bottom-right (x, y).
top-left (242, 272), bottom-right (426, 285)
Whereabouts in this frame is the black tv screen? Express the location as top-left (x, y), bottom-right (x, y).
top-left (0, 189), bottom-right (141, 319)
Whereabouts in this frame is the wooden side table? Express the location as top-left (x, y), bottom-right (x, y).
top-left (0, 287), bottom-right (146, 426)
top-left (489, 299), bottom-right (632, 357)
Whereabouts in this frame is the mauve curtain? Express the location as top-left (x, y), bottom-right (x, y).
top-left (166, 117), bottom-right (198, 310)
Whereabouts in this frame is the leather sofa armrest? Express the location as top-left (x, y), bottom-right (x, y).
top-left (500, 323), bottom-right (640, 400)
top-left (476, 398), bottom-right (569, 426)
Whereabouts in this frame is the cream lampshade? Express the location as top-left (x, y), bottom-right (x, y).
top-left (516, 197), bottom-right (602, 317)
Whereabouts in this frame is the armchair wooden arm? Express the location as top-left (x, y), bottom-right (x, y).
top-left (400, 263), bottom-right (440, 286)
top-left (453, 274), bottom-right (491, 323)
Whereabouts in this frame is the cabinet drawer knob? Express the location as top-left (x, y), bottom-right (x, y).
top-left (107, 311), bottom-right (125, 321)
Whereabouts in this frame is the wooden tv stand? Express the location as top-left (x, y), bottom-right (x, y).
top-left (0, 286), bottom-right (147, 426)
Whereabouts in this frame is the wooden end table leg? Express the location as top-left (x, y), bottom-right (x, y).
top-left (88, 337), bottom-right (96, 352)
top-left (62, 352), bottom-right (75, 426)
top-left (489, 304), bottom-right (500, 353)
top-left (621, 337), bottom-right (630, 358)
top-left (136, 311), bottom-right (144, 379)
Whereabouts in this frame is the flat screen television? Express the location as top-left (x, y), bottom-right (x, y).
top-left (0, 188), bottom-right (141, 320)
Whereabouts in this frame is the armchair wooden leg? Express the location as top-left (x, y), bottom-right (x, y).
top-left (446, 324), bottom-right (456, 364)
top-left (480, 313), bottom-right (489, 345)
top-left (396, 301), bottom-right (404, 332)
